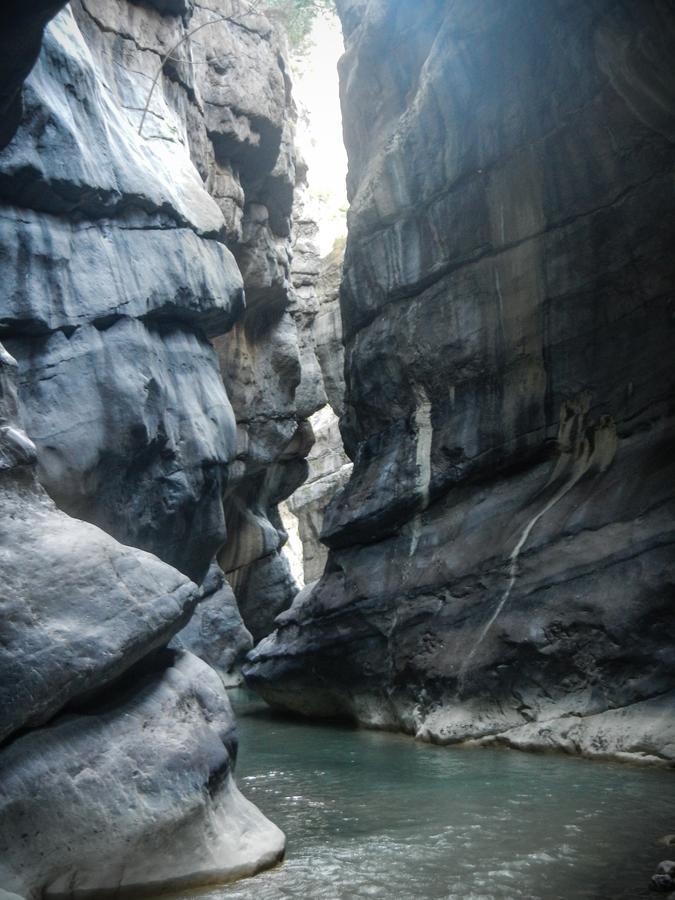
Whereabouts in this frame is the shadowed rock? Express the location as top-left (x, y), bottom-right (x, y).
top-left (246, 0), bottom-right (675, 764)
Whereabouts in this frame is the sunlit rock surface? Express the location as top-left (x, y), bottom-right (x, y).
top-left (0, 346), bottom-right (284, 896)
top-left (286, 405), bottom-right (352, 584)
top-left (0, 0), bottom-right (303, 891)
top-left (314, 237), bottom-right (346, 418)
top-left (0, 651), bottom-right (284, 899)
top-left (246, 0), bottom-right (675, 764)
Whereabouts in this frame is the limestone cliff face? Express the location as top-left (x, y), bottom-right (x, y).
top-left (0, 343), bottom-right (284, 897)
top-left (1, 0), bottom-right (312, 595)
top-left (1, 0), bottom-right (315, 633)
top-left (0, 0), bottom-right (315, 893)
top-left (247, 0), bottom-right (675, 765)
top-left (217, 179), bottom-right (325, 641)
top-left (1, 0), bottom-right (244, 583)
top-left (285, 239), bottom-right (352, 585)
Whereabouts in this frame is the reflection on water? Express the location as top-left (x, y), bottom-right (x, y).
top-left (157, 688), bottom-right (674, 900)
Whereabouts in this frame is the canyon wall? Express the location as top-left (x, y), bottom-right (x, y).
top-left (0, 339), bottom-right (284, 897)
top-left (0, 0), bottom-right (315, 893)
top-left (247, 0), bottom-right (675, 765)
top-left (218, 179), bottom-right (325, 640)
top-left (285, 239), bottom-right (352, 585)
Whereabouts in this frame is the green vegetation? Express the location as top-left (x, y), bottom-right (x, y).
top-left (263, 0), bottom-right (336, 50)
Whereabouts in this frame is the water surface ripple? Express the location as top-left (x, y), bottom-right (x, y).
top-left (160, 689), bottom-right (674, 900)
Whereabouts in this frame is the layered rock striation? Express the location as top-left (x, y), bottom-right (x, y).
top-left (247, 0), bottom-right (675, 765)
top-left (0, 0), bottom-right (245, 582)
top-left (0, 0), bottom-right (319, 892)
top-left (1, 0), bottom-right (318, 641)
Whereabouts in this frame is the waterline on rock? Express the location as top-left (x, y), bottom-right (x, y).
top-left (147, 689), bottom-right (674, 900)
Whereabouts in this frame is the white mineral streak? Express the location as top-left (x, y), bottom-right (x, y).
top-left (459, 395), bottom-right (617, 684)
top-left (409, 385), bottom-right (433, 557)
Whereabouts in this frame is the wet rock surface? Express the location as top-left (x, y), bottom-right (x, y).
top-left (246, 0), bottom-right (675, 764)
top-left (650, 860), bottom-right (675, 893)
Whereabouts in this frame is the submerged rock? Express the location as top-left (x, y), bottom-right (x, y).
top-left (651, 861), bottom-right (675, 893)
top-left (246, 0), bottom-right (675, 764)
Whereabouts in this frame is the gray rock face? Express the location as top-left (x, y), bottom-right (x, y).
top-left (286, 405), bottom-right (352, 584)
top-left (0, 2), bottom-right (245, 581)
top-left (0, 464), bottom-right (198, 743)
top-left (172, 564), bottom-right (253, 686)
top-left (1, 0), bottom-right (318, 631)
top-left (0, 344), bottom-right (185, 741)
top-left (0, 345), bottom-right (284, 895)
top-left (7, 318), bottom-right (236, 582)
top-left (217, 177), bottom-right (325, 638)
top-left (246, 0), bottom-right (675, 764)
top-left (314, 238), bottom-right (346, 418)
top-left (284, 236), bottom-right (352, 582)
top-left (0, 0), bottom-right (317, 591)
top-left (0, 0), bottom-right (305, 891)
top-left (0, 0), bottom-right (68, 149)
top-left (0, 650), bottom-right (284, 899)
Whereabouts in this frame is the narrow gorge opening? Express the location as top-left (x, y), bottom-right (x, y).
top-left (271, 4), bottom-right (352, 593)
top-left (0, 1), bottom-right (674, 899)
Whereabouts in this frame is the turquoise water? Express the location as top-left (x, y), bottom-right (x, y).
top-left (171, 689), bottom-right (674, 900)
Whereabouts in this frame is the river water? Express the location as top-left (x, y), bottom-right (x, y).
top-left (165, 689), bottom-right (673, 900)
